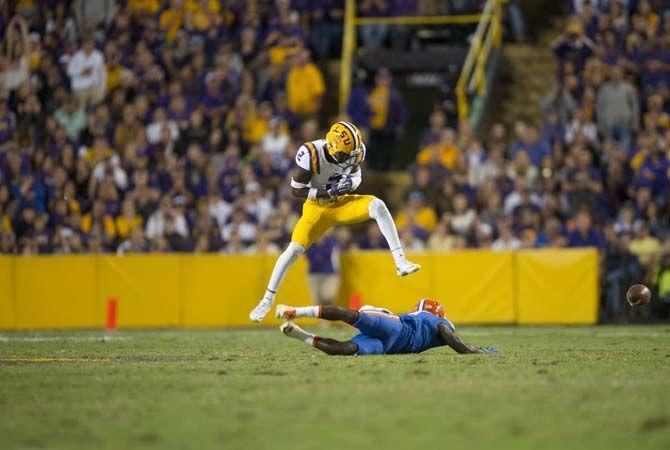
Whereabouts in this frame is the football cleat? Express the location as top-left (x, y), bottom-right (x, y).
top-left (249, 298), bottom-right (274, 322)
top-left (275, 304), bottom-right (296, 320)
top-left (396, 260), bottom-right (421, 277)
top-left (280, 321), bottom-right (308, 339)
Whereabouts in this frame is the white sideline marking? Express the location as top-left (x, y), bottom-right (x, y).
top-left (0, 335), bottom-right (129, 343)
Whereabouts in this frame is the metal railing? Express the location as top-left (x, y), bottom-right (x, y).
top-left (455, 0), bottom-right (503, 122)
top-left (339, 0), bottom-right (485, 115)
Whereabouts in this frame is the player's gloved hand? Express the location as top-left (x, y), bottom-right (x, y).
top-left (328, 176), bottom-right (353, 198)
top-left (485, 346), bottom-right (500, 355)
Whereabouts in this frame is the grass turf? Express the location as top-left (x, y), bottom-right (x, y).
top-left (1, 326), bottom-right (670, 450)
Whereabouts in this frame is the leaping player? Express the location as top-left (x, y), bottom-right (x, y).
top-left (249, 121), bottom-right (421, 322)
top-left (275, 299), bottom-right (499, 356)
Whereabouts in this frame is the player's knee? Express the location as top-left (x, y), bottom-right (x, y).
top-left (286, 241), bottom-right (306, 256)
top-left (367, 197), bottom-right (387, 220)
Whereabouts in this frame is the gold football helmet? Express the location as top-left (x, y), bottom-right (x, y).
top-left (325, 121), bottom-right (365, 168)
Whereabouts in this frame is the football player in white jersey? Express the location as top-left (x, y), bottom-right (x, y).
top-left (249, 121), bottom-right (421, 322)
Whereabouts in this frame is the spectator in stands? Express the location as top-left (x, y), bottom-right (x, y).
top-left (1, 16), bottom-right (30, 97)
top-left (416, 128), bottom-right (459, 171)
top-left (358, 0), bottom-right (389, 50)
top-left (568, 211), bottom-right (605, 249)
top-left (286, 49), bottom-right (325, 117)
top-left (146, 196), bottom-right (188, 240)
top-left (305, 232), bottom-right (340, 308)
top-left (310, 0), bottom-right (344, 60)
top-left (509, 125), bottom-right (552, 167)
top-left (395, 191), bottom-right (437, 235)
top-left (491, 219), bottom-right (522, 251)
top-left (367, 68), bottom-right (407, 170)
top-left (552, 17), bottom-right (595, 74)
top-left (596, 64), bottom-right (639, 152)
top-left (54, 96), bottom-right (86, 142)
top-left (76, 0), bottom-right (116, 28)
top-left (117, 227), bottom-right (149, 255)
top-left (66, 36), bottom-right (107, 110)
top-left (629, 223), bottom-right (661, 267)
top-left (360, 222), bottom-right (387, 249)
top-left (427, 221), bottom-right (456, 252)
top-left (400, 227), bottom-right (425, 251)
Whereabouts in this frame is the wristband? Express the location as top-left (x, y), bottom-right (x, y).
top-left (308, 187), bottom-right (319, 200)
top-left (291, 178), bottom-right (307, 189)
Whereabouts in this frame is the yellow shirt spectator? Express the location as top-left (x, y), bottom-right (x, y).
top-left (369, 85), bottom-right (390, 130)
top-left (629, 235), bottom-right (661, 266)
top-left (159, 6), bottom-right (185, 41)
top-left (416, 142), bottom-right (459, 170)
top-left (396, 206), bottom-right (438, 233)
top-left (2, 215), bottom-right (12, 232)
top-left (127, 0), bottom-right (160, 15)
top-left (185, 0), bottom-right (221, 31)
top-left (106, 63), bottom-right (123, 92)
top-left (286, 51), bottom-right (325, 116)
top-left (115, 215), bottom-right (143, 240)
top-left (81, 214), bottom-right (116, 238)
top-left (269, 44), bottom-right (299, 67)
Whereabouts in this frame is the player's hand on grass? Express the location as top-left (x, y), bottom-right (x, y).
top-left (485, 346), bottom-right (500, 355)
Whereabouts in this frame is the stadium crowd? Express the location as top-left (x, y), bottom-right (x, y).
top-left (395, 0), bottom-right (670, 315)
top-left (0, 1), bottom-right (669, 312)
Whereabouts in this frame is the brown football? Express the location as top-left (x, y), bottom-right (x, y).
top-left (626, 284), bottom-right (652, 306)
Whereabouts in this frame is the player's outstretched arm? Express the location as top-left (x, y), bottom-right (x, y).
top-left (437, 323), bottom-right (487, 354)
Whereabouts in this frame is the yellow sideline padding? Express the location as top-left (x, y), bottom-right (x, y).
top-left (174, 254), bottom-right (313, 327)
top-left (338, 251), bottom-right (515, 323)
top-left (97, 255), bottom-right (182, 328)
top-left (516, 249), bottom-right (599, 324)
top-left (14, 256), bottom-right (100, 329)
top-left (0, 257), bottom-right (14, 329)
top-left (0, 249), bottom-right (599, 329)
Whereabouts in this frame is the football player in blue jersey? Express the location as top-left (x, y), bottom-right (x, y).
top-left (275, 299), bottom-right (499, 355)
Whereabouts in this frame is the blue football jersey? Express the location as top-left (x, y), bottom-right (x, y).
top-left (387, 311), bottom-right (455, 354)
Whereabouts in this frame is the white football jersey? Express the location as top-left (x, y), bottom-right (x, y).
top-left (294, 139), bottom-right (365, 190)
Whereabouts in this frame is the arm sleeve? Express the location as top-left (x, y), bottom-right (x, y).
top-left (294, 145), bottom-right (312, 172)
top-left (350, 166), bottom-right (362, 191)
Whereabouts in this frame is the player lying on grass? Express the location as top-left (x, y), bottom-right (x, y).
top-left (275, 299), bottom-right (498, 356)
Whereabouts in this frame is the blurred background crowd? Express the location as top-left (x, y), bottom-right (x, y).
top-left (0, 1), bottom-right (669, 318)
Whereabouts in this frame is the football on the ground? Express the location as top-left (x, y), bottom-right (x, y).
top-left (626, 284), bottom-right (652, 306)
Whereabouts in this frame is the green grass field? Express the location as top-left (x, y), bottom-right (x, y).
top-left (1, 325), bottom-right (670, 450)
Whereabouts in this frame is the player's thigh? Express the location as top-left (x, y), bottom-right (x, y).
top-left (291, 202), bottom-right (335, 248)
top-left (350, 334), bottom-right (385, 355)
top-left (329, 195), bottom-right (376, 225)
top-left (353, 311), bottom-right (403, 341)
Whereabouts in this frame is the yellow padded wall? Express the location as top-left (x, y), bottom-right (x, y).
top-left (14, 256), bottom-right (100, 329)
top-left (0, 257), bottom-right (15, 329)
top-left (516, 249), bottom-right (599, 324)
top-left (97, 255), bottom-right (182, 328)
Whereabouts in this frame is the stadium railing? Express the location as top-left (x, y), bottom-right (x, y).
top-left (339, 0), bottom-right (482, 114)
top-left (455, 0), bottom-right (503, 126)
top-left (339, 0), bottom-right (504, 128)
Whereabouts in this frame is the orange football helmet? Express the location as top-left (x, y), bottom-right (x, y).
top-left (412, 298), bottom-right (445, 318)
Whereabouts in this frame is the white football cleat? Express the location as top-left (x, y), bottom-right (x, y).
top-left (279, 321), bottom-right (295, 335)
top-left (275, 304), bottom-right (296, 320)
top-left (249, 298), bottom-right (274, 322)
top-left (280, 321), bottom-right (308, 339)
top-left (396, 259), bottom-right (421, 277)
